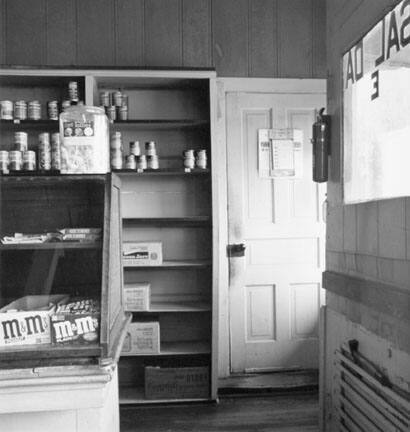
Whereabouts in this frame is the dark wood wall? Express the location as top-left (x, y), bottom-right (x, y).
top-left (0, 0), bottom-right (326, 78)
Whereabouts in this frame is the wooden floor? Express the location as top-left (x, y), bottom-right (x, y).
top-left (120, 391), bottom-right (319, 431)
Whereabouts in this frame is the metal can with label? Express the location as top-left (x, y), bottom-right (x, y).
top-left (118, 105), bottom-right (128, 121)
top-left (113, 91), bottom-right (123, 107)
top-left (14, 132), bottom-right (28, 151)
top-left (0, 100), bottom-right (13, 120)
top-left (99, 91), bottom-right (110, 107)
top-left (125, 154), bottom-right (136, 170)
top-left (0, 151), bottom-right (9, 174)
top-left (47, 100), bottom-right (59, 120)
top-left (129, 141), bottom-right (140, 156)
top-left (136, 154), bottom-right (147, 170)
top-left (9, 150), bottom-right (22, 171)
top-left (110, 148), bottom-right (123, 170)
top-left (38, 132), bottom-right (51, 170)
top-left (14, 100), bottom-right (27, 120)
top-left (51, 132), bottom-right (61, 171)
top-left (147, 154), bottom-right (159, 170)
top-left (68, 81), bottom-right (79, 102)
top-left (106, 106), bottom-right (116, 122)
top-left (145, 141), bottom-right (156, 156)
top-left (28, 101), bottom-right (41, 120)
top-left (23, 150), bottom-right (36, 171)
top-left (196, 149), bottom-right (207, 169)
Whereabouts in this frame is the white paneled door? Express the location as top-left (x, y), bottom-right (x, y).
top-left (226, 84), bottom-right (326, 373)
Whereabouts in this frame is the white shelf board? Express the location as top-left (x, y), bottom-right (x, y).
top-left (119, 386), bottom-right (209, 405)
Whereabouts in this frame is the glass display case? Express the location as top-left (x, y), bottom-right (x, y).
top-left (0, 173), bottom-right (128, 368)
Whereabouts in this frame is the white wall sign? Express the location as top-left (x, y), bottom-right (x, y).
top-left (343, 0), bottom-right (410, 203)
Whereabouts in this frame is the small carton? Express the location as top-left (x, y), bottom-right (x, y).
top-left (123, 283), bottom-right (150, 311)
top-left (121, 321), bottom-right (160, 355)
top-left (123, 241), bottom-right (163, 266)
top-left (145, 366), bottom-right (209, 400)
top-left (0, 294), bottom-right (68, 347)
top-left (50, 298), bottom-right (100, 345)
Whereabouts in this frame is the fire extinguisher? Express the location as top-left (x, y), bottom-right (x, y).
top-left (312, 108), bottom-right (330, 183)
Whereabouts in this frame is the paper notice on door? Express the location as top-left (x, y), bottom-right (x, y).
top-left (258, 129), bottom-right (271, 178)
top-left (258, 128), bottom-right (303, 178)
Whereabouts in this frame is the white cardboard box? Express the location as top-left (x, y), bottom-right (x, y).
top-left (0, 295), bottom-right (68, 347)
top-left (122, 241), bottom-right (163, 266)
top-left (121, 321), bottom-right (160, 355)
top-left (123, 283), bottom-right (150, 311)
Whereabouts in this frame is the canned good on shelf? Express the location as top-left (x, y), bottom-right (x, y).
top-left (68, 81), bottom-right (79, 102)
top-left (99, 91), bottom-right (110, 107)
top-left (14, 132), bottom-right (28, 152)
top-left (183, 157), bottom-right (195, 170)
top-left (38, 132), bottom-right (51, 170)
top-left (51, 133), bottom-right (61, 171)
top-left (9, 150), bottom-right (22, 171)
top-left (145, 141), bottom-right (156, 156)
top-left (0, 100), bottom-right (13, 120)
top-left (136, 154), bottom-right (147, 170)
top-left (14, 100), bottom-right (27, 120)
top-left (147, 154), bottom-right (159, 170)
top-left (113, 91), bottom-right (123, 107)
top-left (129, 141), bottom-right (140, 156)
top-left (23, 150), bottom-right (36, 171)
top-left (106, 106), bottom-right (116, 122)
top-left (47, 100), bottom-right (59, 120)
top-left (110, 148), bottom-right (123, 170)
top-left (0, 151), bottom-right (9, 174)
top-left (125, 154), bottom-right (136, 170)
top-left (110, 132), bottom-right (122, 149)
top-left (118, 105), bottom-right (128, 121)
top-left (28, 100), bottom-right (41, 120)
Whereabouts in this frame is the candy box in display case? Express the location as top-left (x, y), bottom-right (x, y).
top-left (122, 241), bottom-right (163, 266)
top-left (50, 299), bottom-right (100, 345)
top-left (123, 282), bottom-right (150, 311)
top-left (0, 294), bottom-right (68, 347)
top-left (121, 321), bottom-right (160, 355)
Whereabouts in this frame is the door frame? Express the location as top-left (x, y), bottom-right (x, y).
top-left (216, 78), bottom-right (326, 378)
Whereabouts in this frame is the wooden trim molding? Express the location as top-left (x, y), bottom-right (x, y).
top-left (323, 271), bottom-right (410, 324)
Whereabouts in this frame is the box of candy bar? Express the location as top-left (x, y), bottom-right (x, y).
top-left (0, 295), bottom-right (69, 347)
top-left (50, 298), bottom-right (100, 345)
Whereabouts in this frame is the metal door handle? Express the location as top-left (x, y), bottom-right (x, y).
top-left (227, 243), bottom-right (246, 257)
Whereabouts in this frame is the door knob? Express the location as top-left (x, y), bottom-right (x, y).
top-left (227, 243), bottom-right (246, 257)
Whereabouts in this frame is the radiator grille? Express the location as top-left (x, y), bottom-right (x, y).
top-left (335, 349), bottom-right (410, 432)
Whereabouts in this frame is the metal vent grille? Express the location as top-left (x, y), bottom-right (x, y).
top-left (335, 348), bottom-right (410, 432)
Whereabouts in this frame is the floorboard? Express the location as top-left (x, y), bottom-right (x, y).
top-left (120, 391), bottom-right (319, 431)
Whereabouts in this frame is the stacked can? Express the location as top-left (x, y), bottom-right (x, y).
top-left (145, 141), bottom-right (159, 169)
top-left (0, 151), bottom-right (9, 174)
top-left (183, 149), bottom-right (195, 170)
top-left (100, 90), bottom-right (128, 121)
top-left (28, 101), bottom-right (41, 120)
top-left (14, 101), bottom-right (27, 120)
top-left (136, 154), bottom-right (147, 170)
top-left (14, 132), bottom-right (28, 152)
top-left (129, 141), bottom-right (140, 156)
top-left (68, 81), bottom-right (79, 102)
top-left (110, 132), bottom-right (123, 170)
top-left (125, 154), bottom-right (136, 169)
top-left (0, 100), bottom-right (13, 120)
top-left (9, 151), bottom-right (22, 171)
top-left (23, 151), bottom-right (36, 171)
top-left (196, 149), bottom-right (207, 169)
top-left (51, 133), bottom-right (61, 171)
top-left (47, 101), bottom-right (59, 120)
top-left (38, 132), bottom-right (51, 171)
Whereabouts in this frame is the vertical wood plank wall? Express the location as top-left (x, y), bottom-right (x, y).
top-left (0, 0), bottom-right (326, 78)
top-left (325, 0), bottom-right (410, 427)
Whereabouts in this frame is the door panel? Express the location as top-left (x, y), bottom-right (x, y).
top-left (227, 89), bottom-right (326, 373)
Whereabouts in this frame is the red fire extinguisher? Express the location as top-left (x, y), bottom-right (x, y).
top-left (312, 108), bottom-right (330, 183)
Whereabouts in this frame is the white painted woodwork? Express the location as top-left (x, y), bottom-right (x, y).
top-left (0, 365), bottom-right (120, 432)
top-left (225, 81), bottom-right (326, 372)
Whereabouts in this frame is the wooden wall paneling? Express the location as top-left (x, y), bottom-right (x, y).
top-left (115, 0), bottom-right (144, 66)
top-left (312, 0), bottom-right (326, 77)
top-left (46, 0), bottom-right (76, 66)
top-left (6, 0), bottom-right (47, 65)
top-left (326, 204), bottom-right (343, 253)
top-left (356, 202), bottom-right (378, 256)
top-left (378, 198), bottom-right (406, 260)
top-left (406, 198), bottom-right (410, 261)
top-left (77, 0), bottom-right (115, 66)
top-left (144, 0), bottom-right (182, 67)
top-left (0, 0), bottom-right (5, 65)
top-left (212, 0), bottom-right (248, 76)
top-left (278, 0), bottom-right (313, 77)
top-left (182, 0), bottom-right (211, 67)
top-left (249, 0), bottom-right (278, 77)
top-left (343, 205), bottom-right (356, 253)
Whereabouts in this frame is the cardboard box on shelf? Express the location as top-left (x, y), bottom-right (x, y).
top-left (122, 241), bottom-right (163, 266)
top-left (145, 366), bottom-right (209, 400)
top-left (0, 294), bottom-right (68, 347)
top-left (123, 283), bottom-right (150, 311)
top-left (121, 321), bottom-right (160, 355)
